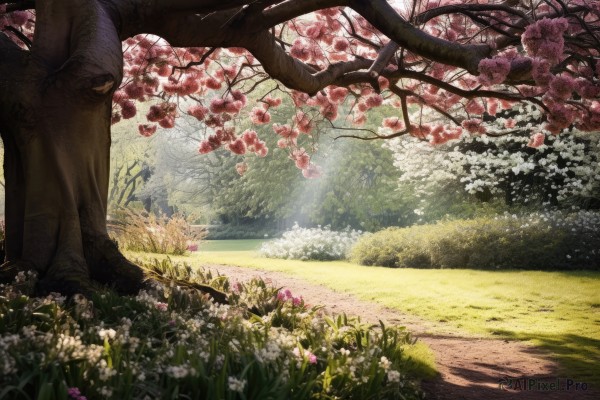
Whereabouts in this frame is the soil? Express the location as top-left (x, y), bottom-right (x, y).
top-left (205, 264), bottom-right (597, 400)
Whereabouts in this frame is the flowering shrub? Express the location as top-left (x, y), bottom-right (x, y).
top-left (109, 209), bottom-right (204, 255)
top-left (351, 211), bottom-right (600, 270)
top-left (260, 224), bottom-right (364, 261)
top-left (386, 104), bottom-right (600, 209)
top-left (0, 261), bottom-right (424, 399)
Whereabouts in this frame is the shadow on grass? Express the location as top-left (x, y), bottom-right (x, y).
top-left (488, 329), bottom-right (600, 388)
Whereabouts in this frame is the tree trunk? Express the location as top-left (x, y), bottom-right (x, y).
top-left (0, 0), bottom-right (144, 296)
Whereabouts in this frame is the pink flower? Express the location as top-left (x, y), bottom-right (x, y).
top-left (187, 244), bottom-right (198, 252)
top-left (158, 116), bottom-right (175, 129)
top-left (121, 100), bottom-right (137, 119)
top-left (504, 119), bottom-right (517, 129)
top-left (111, 112), bottom-right (121, 125)
top-left (292, 296), bottom-right (304, 306)
top-left (155, 302), bottom-right (168, 312)
top-left (156, 63), bottom-right (171, 77)
top-left (178, 77), bottom-right (200, 95)
top-left (578, 103), bottom-right (600, 132)
top-left (9, 11), bottom-right (29, 26)
top-left (333, 37), bottom-right (350, 52)
top-left (477, 57), bottom-right (511, 85)
top-left (548, 74), bottom-right (575, 101)
top-left (531, 58), bottom-right (552, 86)
top-left (256, 144), bottom-right (268, 158)
top-left (294, 154), bottom-right (310, 170)
top-left (308, 352), bottom-right (317, 364)
top-left (409, 124), bottom-right (432, 139)
top-left (236, 162), bottom-right (248, 176)
top-left (250, 106), bottom-right (271, 124)
top-left (138, 124), bottom-right (157, 137)
top-left (147, 104), bottom-right (167, 122)
top-left (124, 82), bottom-right (145, 99)
top-left (522, 18), bottom-right (569, 63)
top-left (188, 105), bottom-right (209, 121)
top-left (231, 90), bottom-right (248, 107)
top-left (465, 99), bottom-right (485, 115)
top-left (383, 117), bottom-right (405, 132)
top-left (228, 138), bottom-right (246, 155)
top-left (365, 94), bottom-right (383, 108)
top-left (291, 39), bottom-right (310, 61)
top-left (199, 140), bottom-right (215, 154)
top-left (242, 130), bottom-right (258, 146)
top-left (461, 119), bottom-right (486, 134)
top-left (294, 111), bottom-right (313, 134)
top-left (575, 79), bottom-right (600, 99)
top-left (67, 387), bottom-right (87, 400)
top-left (112, 90), bottom-right (127, 105)
top-left (527, 132), bottom-right (545, 148)
top-left (302, 164), bottom-right (322, 179)
top-left (264, 96), bottom-right (282, 107)
top-left (545, 103), bottom-right (576, 133)
top-left (204, 77), bottom-right (222, 90)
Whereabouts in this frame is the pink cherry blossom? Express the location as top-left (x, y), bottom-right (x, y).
top-left (461, 119), bottom-right (486, 134)
top-left (188, 105), bottom-right (209, 121)
top-left (250, 106), bottom-right (271, 124)
top-left (383, 117), bottom-right (405, 132)
top-left (242, 130), bottom-right (258, 146)
top-left (228, 138), bottom-right (246, 155)
top-left (477, 57), bottom-right (511, 85)
top-left (548, 75), bottom-right (575, 101)
top-left (527, 132), bottom-right (545, 148)
top-left (522, 18), bottom-right (569, 63)
top-left (294, 111), bottom-right (313, 134)
top-left (235, 162), bottom-right (248, 175)
top-left (121, 100), bottom-right (137, 119)
top-left (138, 124), bottom-right (157, 137)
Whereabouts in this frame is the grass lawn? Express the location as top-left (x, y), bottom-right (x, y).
top-left (130, 246), bottom-right (600, 387)
top-left (199, 239), bottom-right (266, 252)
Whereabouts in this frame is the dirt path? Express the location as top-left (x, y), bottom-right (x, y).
top-left (206, 264), bottom-right (597, 400)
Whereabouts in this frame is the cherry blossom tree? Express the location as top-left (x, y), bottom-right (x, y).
top-left (0, 0), bottom-right (599, 295)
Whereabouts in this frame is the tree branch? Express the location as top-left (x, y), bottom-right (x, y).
top-left (348, 0), bottom-right (492, 74)
top-left (243, 30), bottom-right (371, 95)
top-left (414, 4), bottom-right (530, 25)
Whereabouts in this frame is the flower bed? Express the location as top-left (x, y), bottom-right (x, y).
top-left (0, 261), bottom-right (423, 399)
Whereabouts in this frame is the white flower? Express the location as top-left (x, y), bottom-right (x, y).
top-left (228, 376), bottom-right (247, 393)
top-left (98, 328), bottom-right (116, 341)
top-left (379, 356), bottom-right (391, 371)
top-left (387, 369), bottom-right (401, 383)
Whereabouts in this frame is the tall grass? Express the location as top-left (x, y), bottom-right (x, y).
top-left (109, 209), bottom-right (204, 255)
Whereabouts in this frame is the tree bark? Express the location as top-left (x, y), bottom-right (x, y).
top-left (0, 0), bottom-right (144, 296)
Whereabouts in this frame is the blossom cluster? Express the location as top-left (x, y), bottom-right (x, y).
top-left (260, 223), bottom-right (364, 261)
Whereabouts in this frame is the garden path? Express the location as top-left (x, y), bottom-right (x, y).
top-left (206, 263), bottom-right (597, 400)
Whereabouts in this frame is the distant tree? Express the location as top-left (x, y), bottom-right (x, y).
top-left (1, 1), bottom-right (599, 295)
top-left (388, 104), bottom-right (600, 211)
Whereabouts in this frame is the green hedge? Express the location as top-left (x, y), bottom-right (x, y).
top-left (350, 211), bottom-right (600, 270)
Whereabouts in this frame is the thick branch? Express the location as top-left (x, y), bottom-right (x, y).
top-left (258, 0), bottom-right (347, 27)
top-left (348, 0), bottom-right (491, 74)
top-left (368, 41), bottom-right (399, 78)
top-left (243, 30), bottom-right (371, 95)
top-left (414, 4), bottom-right (530, 25)
top-left (32, 0), bottom-right (123, 95)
